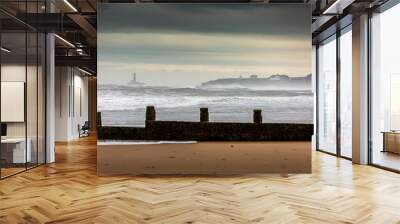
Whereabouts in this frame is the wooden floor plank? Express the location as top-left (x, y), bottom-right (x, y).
top-left (0, 135), bottom-right (400, 223)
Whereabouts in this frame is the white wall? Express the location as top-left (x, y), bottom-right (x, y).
top-left (1, 63), bottom-right (47, 164)
top-left (1, 65), bottom-right (37, 138)
top-left (71, 73), bottom-right (89, 138)
top-left (55, 67), bottom-right (89, 141)
top-left (55, 66), bottom-right (70, 141)
top-left (1, 65), bottom-right (26, 141)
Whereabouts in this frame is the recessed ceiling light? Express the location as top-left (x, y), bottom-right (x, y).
top-left (63, 0), bottom-right (78, 12)
top-left (78, 67), bottom-right (93, 76)
top-left (54, 34), bottom-right (75, 48)
top-left (322, 0), bottom-right (354, 15)
top-left (1, 47), bottom-right (11, 53)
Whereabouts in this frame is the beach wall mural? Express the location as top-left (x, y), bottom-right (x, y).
top-left (97, 4), bottom-right (312, 129)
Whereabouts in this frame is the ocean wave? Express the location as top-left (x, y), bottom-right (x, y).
top-left (98, 85), bottom-right (313, 126)
top-left (98, 85), bottom-right (312, 96)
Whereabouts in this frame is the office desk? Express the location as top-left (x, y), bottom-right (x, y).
top-left (382, 131), bottom-right (400, 154)
top-left (1, 138), bottom-right (31, 164)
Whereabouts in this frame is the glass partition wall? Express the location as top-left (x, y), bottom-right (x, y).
top-left (0, 4), bottom-right (46, 179)
top-left (370, 2), bottom-right (400, 171)
top-left (0, 31), bottom-right (27, 177)
top-left (316, 25), bottom-right (352, 159)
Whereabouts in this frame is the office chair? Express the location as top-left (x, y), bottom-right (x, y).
top-left (79, 121), bottom-right (90, 138)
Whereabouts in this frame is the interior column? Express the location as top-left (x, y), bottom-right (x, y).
top-left (352, 14), bottom-right (369, 164)
top-left (45, 1), bottom-right (56, 163)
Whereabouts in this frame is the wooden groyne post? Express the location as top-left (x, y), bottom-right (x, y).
top-left (253, 109), bottom-right (262, 124)
top-left (146, 105), bottom-right (156, 121)
top-left (200, 108), bottom-right (209, 122)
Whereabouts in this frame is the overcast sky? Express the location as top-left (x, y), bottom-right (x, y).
top-left (98, 4), bottom-right (311, 87)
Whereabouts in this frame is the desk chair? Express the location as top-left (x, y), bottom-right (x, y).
top-left (79, 121), bottom-right (90, 138)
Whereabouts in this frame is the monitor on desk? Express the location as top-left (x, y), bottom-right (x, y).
top-left (1, 123), bottom-right (7, 138)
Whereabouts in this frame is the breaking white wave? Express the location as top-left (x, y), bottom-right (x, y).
top-left (98, 85), bottom-right (313, 127)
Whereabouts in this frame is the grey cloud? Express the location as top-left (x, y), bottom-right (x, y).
top-left (98, 4), bottom-right (311, 86)
top-left (98, 4), bottom-right (310, 37)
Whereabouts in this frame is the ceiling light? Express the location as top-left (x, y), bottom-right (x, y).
top-left (76, 48), bottom-right (85, 55)
top-left (322, 0), bottom-right (355, 15)
top-left (63, 0), bottom-right (78, 12)
top-left (323, 0), bottom-right (343, 14)
top-left (54, 34), bottom-right (75, 48)
top-left (78, 67), bottom-right (93, 76)
top-left (1, 47), bottom-right (11, 53)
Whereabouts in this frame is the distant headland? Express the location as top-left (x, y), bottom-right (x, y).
top-left (199, 74), bottom-right (311, 90)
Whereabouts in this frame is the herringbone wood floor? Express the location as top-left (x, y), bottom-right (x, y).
top-left (1, 136), bottom-right (400, 224)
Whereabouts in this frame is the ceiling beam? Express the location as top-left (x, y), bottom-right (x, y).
top-left (55, 55), bottom-right (97, 73)
top-left (67, 13), bottom-right (97, 41)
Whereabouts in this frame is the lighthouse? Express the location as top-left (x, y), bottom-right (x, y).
top-left (128, 72), bottom-right (145, 86)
